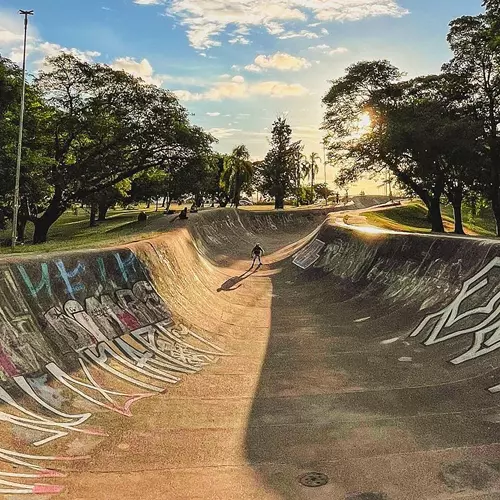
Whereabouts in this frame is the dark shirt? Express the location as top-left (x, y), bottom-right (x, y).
top-left (252, 245), bottom-right (263, 256)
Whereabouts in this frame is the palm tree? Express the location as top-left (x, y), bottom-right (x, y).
top-left (221, 145), bottom-right (254, 208)
top-left (302, 152), bottom-right (321, 203)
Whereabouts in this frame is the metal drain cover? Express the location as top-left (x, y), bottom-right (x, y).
top-left (299, 472), bottom-right (329, 487)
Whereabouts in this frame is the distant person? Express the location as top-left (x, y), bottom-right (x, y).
top-left (137, 211), bottom-right (148, 222)
top-left (171, 207), bottom-right (188, 223)
top-left (190, 203), bottom-right (198, 213)
top-left (251, 243), bottom-right (264, 267)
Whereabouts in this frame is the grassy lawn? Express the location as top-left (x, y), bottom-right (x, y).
top-left (362, 201), bottom-right (497, 237)
top-left (2, 200), bottom-right (494, 257)
top-left (0, 205), bottom-right (183, 256)
top-left (0, 202), bottom-right (337, 256)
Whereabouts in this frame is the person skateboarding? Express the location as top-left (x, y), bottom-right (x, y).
top-left (251, 243), bottom-right (264, 267)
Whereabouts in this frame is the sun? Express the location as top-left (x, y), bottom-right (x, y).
top-left (357, 112), bottom-right (372, 132)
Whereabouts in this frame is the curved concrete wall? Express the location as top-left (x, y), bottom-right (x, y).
top-left (0, 207), bottom-right (498, 497)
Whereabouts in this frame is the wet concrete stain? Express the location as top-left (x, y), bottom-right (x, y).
top-left (440, 460), bottom-right (500, 491)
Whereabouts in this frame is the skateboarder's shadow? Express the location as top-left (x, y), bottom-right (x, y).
top-left (217, 266), bottom-right (259, 292)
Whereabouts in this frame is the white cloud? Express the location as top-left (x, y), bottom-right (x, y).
top-left (174, 76), bottom-right (308, 101)
top-left (206, 112), bottom-right (221, 116)
top-left (220, 73), bottom-right (231, 78)
top-left (229, 36), bottom-right (251, 45)
top-left (309, 44), bottom-right (330, 51)
top-left (134, 0), bottom-right (162, 4)
top-left (244, 64), bottom-right (262, 73)
top-left (265, 22), bottom-right (286, 35)
top-left (111, 57), bottom-right (163, 85)
top-left (247, 52), bottom-right (311, 72)
top-left (309, 45), bottom-right (349, 56)
top-left (232, 75), bottom-right (245, 83)
top-left (0, 10), bottom-right (102, 69)
top-left (252, 81), bottom-right (308, 97)
top-left (165, 0), bottom-right (408, 49)
top-left (278, 30), bottom-right (319, 40)
top-left (208, 127), bottom-right (242, 138)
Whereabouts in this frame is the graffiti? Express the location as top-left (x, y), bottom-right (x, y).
top-left (0, 250), bottom-right (226, 495)
top-left (410, 258), bottom-right (500, 370)
top-left (0, 270), bottom-right (50, 379)
top-left (293, 239), bottom-right (326, 269)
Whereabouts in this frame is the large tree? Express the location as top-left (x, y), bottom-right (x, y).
top-left (0, 57), bottom-right (53, 238)
top-left (324, 61), bottom-right (483, 233)
top-left (444, 14), bottom-right (500, 234)
top-left (28, 53), bottom-right (213, 243)
top-left (256, 117), bottom-right (302, 209)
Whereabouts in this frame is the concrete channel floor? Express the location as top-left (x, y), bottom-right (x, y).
top-left (2, 208), bottom-right (500, 500)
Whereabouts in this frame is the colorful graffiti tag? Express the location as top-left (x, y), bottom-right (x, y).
top-left (0, 250), bottom-right (225, 495)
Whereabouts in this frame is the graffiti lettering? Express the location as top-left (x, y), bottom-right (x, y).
top-left (410, 257), bottom-right (500, 365)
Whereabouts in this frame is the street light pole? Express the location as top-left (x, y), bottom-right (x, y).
top-left (12, 9), bottom-right (34, 248)
top-left (322, 142), bottom-right (327, 185)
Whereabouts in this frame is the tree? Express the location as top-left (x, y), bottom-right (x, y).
top-left (221, 145), bottom-right (253, 208)
top-left (315, 183), bottom-right (332, 206)
top-left (444, 14), bottom-right (500, 234)
top-left (324, 61), bottom-right (483, 233)
top-left (303, 153), bottom-right (321, 199)
top-left (256, 117), bottom-right (302, 209)
top-left (28, 53), bottom-right (214, 243)
top-left (0, 57), bottom-right (53, 240)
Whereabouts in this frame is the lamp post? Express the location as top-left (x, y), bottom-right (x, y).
top-left (322, 142), bottom-right (327, 185)
top-left (11, 9), bottom-right (34, 248)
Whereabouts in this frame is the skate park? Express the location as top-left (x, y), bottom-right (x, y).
top-left (0, 204), bottom-right (498, 499)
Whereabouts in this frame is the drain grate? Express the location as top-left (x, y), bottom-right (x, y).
top-left (299, 472), bottom-right (329, 487)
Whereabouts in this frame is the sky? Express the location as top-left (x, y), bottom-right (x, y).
top-left (0, 0), bottom-right (484, 194)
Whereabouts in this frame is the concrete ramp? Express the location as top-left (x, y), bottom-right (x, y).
top-left (0, 209), bottom-right (499, 499)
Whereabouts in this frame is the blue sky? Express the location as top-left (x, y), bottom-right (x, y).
top-left (0, 0), bottom-right (483, 193)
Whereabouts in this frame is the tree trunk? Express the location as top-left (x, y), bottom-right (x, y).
top-left (164, 192), bottom-right (172, 213)
top-left (33, 191), bottom-right (67, 244)
top-left (98, 200), bottom-right (108, 221)
top-left (162, 195), bottom-right (167, 208)
top-left (146, 199), bottom-right (151, 209)
top-left (17, 217), bottom-right (27, 242)
top-left (452, 200), bottom-right (465, 235)
top-left (492, 192), bottom-right (500, 237)
top-left (428, 196), bottom-right (445, 233)
top-left (155, 198), bottom-right (159, 212)
top-left (275, 195), bottom-right (284, 210)
top-left (89, 203), bottom-right (98, 227)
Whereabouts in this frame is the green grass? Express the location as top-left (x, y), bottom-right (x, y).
top-left (0, 205), bottom-right (179, 255)
top-left (362, 201), bottom-right (497, 237)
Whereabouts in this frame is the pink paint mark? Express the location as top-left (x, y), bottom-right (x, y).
top-left (37, 470), bottom-right (67, 478)
top-left (106, 393), bottom-right (153, 417)
top-left (0, 346), bottom-right (20, 377)
top-left (118, 312), bottom-right (141, 330)
top-left (33, 483), bottom-right (65, 494)
top-left (122, 393), bottom-right (154, 414)
top-left (78, 427), bottom-right (108, 437)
